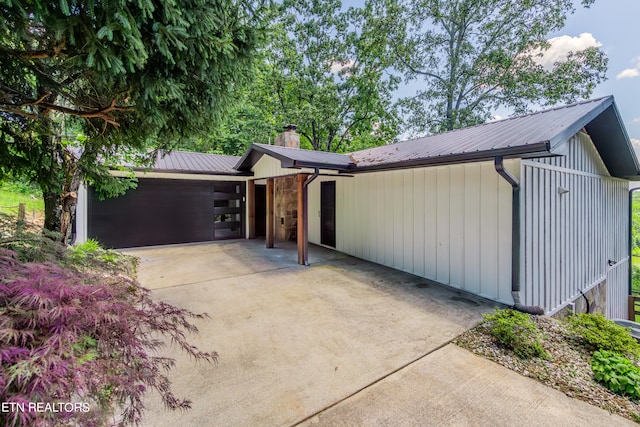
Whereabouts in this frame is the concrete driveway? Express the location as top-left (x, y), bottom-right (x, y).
top-left (127, 240), bottom-right (634, 427)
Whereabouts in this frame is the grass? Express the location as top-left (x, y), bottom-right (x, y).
top-left (0, 185), bottom-right (44, 215)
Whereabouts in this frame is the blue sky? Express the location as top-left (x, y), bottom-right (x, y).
top-left (556, 0), bottom-right (640, 147)
top-left (341, 0), bottom-right (640, 145)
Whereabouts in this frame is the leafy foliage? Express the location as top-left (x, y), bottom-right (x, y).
top-left (0, 179), bottom-right (41, 197)
top-left (368, 0), bottom-right (607, 133)
top-left (67, 238), bottom-right (129, 274)
top-left (633, 265), bottom-right (640, 296)
top-left (256, 0), bottom-right (400, 152)
top-left (175, 71), bottom-right (281, 156)
top-left (591, 350), bottom-right (640, 400)
top-left (0, 227), bottom-right (216, 426)
top-left (483, 309), bottom-right (547, 359)
top-left (567, 314), bottom-right (640, 360)
top-left (631, 193), bottom-right (640, 257)
top-left (0, 0), bottom-right (266, 238)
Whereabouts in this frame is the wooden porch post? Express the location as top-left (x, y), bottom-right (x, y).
top-left (266, 178), bottom-right (274, 248)
top-left (297, 174), bottom-right (307, 265)
top-left (247, 180), bottom-right (256, 239)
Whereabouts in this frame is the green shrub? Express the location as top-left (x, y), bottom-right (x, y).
top-left (591, 350), bottom-right (640, 400)
top-left (67, 238), bottom-right (135, 274)
top-left (68, 238), bottom-right (101, 262)
top-left (483, 308), bottom-right (547, 359)
top-left (566, 313), bottom-right (640, 359)
top-left (0, 179), bottom-right (41, 195)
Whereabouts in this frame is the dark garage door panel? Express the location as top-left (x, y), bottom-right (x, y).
top-left (88, 179), bottom-right (216, 248)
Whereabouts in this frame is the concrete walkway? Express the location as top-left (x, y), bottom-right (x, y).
top-left (126, 241), bottom-right (634, 427)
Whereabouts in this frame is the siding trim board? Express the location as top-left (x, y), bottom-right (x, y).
top-left (521, 160), bottom-right (611, 180)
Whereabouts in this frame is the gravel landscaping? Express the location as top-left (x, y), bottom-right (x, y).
top-left (454, 314), bottom-right (640, 423)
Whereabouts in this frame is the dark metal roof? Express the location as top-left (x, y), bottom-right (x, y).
top-left (143, 150), bottom-right (243, 175)
top-left (349, 96), bottom-right (640, 178)
top-left (235, 143), bottom-right (355, 172)
top-left (142, 97), bottom-right (637, 179)
top-left (233, 96), bottom-right (639, 179)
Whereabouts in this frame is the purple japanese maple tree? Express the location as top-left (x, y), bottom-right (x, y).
top-left (0, 248), bottom-right (217, 426)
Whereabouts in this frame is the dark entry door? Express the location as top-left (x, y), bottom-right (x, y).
top-left (255, 184), bottom-right (266, 237)
top-left (320, 181), bottom-right (336, 247)
top-left (213, 181), bottom-right (245, 240)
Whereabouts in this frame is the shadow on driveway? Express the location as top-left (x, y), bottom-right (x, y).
top-left (126, 240), bottom-right (495, 426)
top-left (127, 240), bottom-right (636, 426)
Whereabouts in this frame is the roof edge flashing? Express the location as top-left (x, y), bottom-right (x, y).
top-left (350, 143), bottom-right (551, 173)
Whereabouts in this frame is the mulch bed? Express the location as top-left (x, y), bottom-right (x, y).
top-left (454, 315), bottom-right (640, 423)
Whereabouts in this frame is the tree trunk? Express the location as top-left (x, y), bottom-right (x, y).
top-left (59, 167), bottom-right (82, 244)
top-left (41, 142), bottom-right (81, 245)
top-left (43, 190), bottom-right (63, 234)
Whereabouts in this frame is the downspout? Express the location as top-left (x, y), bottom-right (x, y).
top-left (303, 168), bottom-right (320, 266)
top-left (494, 157), bottom-right (545, 315)
top-left (629, 188), bottom-right (640, 296)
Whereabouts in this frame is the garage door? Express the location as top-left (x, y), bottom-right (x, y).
top-left (87, 179), bottom-right (245, 248)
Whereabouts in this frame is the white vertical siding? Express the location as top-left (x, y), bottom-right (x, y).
top-left (252, 156), bottom-right (297, 179)
top-left (308, 159), bottom-right (517, 305)
top-left (605, 179), bottom-right (630, 319)
top-left (252, 155), bottom-right (330, 179)
top-left (436, 168), bottom-right (450, 284)
top-left (449, 165), bottom-right (465, 288)
top-left (463, 165), bottom-right (481, 296)
top-left (537, 131), bottom-right (610, 176)
top-left (74, 184), bottom-right (89, 244)
top-left (608, 259), bottom-right (629, 319)
top-left (522, 132), bottom-right (629, 317)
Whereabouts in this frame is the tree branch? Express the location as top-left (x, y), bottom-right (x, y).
top-left (0, 45), bottom-right (67, 59)
top-left (2, 98), bottom-right (134, 127)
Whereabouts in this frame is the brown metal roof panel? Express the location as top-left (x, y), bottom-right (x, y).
top-left (234, 143), bottom-right (355, 171)
top-left (351, 97), bottom-right (612, 167)
top-left (150, 151), bottom-right (241, 174)
top-left (253, 143), bottom-right (354, 166)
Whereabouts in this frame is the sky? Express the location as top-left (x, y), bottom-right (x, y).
top-left (341, 0), bottom-right (640, 146)
top-left (553, 0), bottom-right (640, 148)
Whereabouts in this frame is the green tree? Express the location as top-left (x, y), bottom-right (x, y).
top-left (0, 0), bottom-right (266, 241)
top-left (632, 192), bottom-right (640, 256)
top-left (370, 0), bottom-right (607, 133)
top-left (262, 0), bottom-right (400, 152)
top-left (177, 63), bottom-right (280, 156)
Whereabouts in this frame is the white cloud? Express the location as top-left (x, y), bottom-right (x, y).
top-left (617, 67), bottom-right (640, 79)
top-left (633, 118), bottom-right (640, 124)
top-left (632, 138), bottom-right (640, 147)
top-left (490, 115), bottom-right (503, 122)
top-left (534, 33), bottom-right (602, 69)
top-left (616, 56), bottom-right (640, 79)
top-left (330, 59), bottom-right (355, 74)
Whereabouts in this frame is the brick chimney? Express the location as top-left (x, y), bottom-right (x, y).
top-left (275, 124), bottom-right (300, 149)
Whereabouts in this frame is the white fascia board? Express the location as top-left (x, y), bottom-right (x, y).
top-left (109, 170), bottom-right (248, 181)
